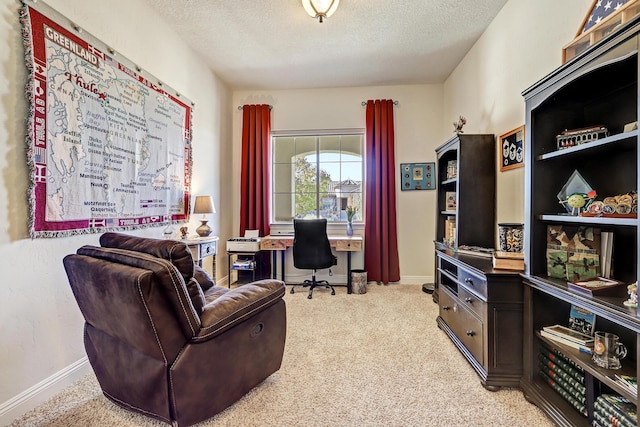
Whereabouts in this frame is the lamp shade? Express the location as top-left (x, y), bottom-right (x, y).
top-left (302, 0), bottom-right (340, 22)
top-left (193, 196), bottom-right (216, 214)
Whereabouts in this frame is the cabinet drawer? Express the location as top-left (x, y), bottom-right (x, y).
top-left (439, 287), bottom-right (484, 364)
top-left (261, 239), bottom-right (287, 250)
top-left (458, 269), bottom-right (487, 300)
top-left (458, 286), bottom-right (485, 318)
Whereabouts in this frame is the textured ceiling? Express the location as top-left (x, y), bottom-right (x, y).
top-left (141, 0), bottom-right (509, 90)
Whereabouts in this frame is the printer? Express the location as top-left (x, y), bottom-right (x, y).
top-left (227, 230), bottom-right (261, 252)
top-left (226, 237), bottom-right (261, 252)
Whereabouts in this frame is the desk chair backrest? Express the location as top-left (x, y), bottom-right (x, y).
top-left (293, 218), bottom-right (336, 270)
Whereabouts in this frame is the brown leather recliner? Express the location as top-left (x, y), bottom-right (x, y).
top-left (63, 232), bottom-right (286, 427)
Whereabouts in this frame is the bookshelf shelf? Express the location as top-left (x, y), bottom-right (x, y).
top-left (538, 214), bottom-right (637, 227)
top-left (522, 19), bottom-right (640, 426)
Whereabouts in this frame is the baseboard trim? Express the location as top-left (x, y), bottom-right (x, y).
top-left (0, 357), bottom-right (90, 425)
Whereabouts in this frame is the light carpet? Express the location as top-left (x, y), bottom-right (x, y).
top-left (9, 284), bottom-right (553, 427)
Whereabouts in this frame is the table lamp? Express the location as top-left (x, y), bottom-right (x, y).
top-left (193, 195), bottom-right (216, 237)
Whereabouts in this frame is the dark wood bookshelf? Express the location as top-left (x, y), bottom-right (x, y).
top-left (521, 17), bottom-right (640, 426)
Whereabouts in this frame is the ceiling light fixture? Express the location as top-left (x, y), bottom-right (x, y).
top-left (302, 0), bottom-right (340, 23)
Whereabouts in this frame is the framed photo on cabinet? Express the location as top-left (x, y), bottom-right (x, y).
top-left (499, 125), bottom-right (525, 172)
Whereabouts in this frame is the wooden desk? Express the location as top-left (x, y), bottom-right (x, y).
top-left (260, 234), bottom-right (363, 294)
top-left (183, 236), bottom-right (218, 281)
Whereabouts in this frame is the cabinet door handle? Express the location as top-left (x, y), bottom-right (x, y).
top-left (466, 330), bottom-right (475, 336)
top-left (464, 277), bottom-right (473, 286)
top-left (442, 305), bottom-right (451, 311)
top-left (465, 297), bottom-right (473, 304)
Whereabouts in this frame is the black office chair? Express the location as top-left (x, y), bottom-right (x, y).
top-left (291, 218), bottom-right (337, 299)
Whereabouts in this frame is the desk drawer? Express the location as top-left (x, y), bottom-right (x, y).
top-left (335, 239), bottom-right (362, 251)
top-left (261, 239), bottom-right (287, 250)
top-left (201, 242), bottom-right (216, 257)
top-left (458, 269), bottom-right (487, 300)
top-left (439, 287), bottom-right (484, 364)
top-left (458, 286), bottom-right (485, 318)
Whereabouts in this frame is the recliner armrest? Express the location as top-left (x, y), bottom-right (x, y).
top-left (194, 280), bottom-right (285, 342)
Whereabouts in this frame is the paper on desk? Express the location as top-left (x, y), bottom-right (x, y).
top-left (244, 229), bottom-right (259, 238)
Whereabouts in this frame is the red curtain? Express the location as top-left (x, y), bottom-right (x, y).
top-left (240, 104), bottom-right (271, 237)
top-left (364, 99), bottom-right (400, 284)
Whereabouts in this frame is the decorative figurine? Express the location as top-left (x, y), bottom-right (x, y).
top-left (624, 282), bottom-right (638, 308)
top-left (179, 226), bottom-right (188, 239)
top-left (453, 116), bottom-right (466, 134)
top-left (558, 190), bottom-right (596, 215)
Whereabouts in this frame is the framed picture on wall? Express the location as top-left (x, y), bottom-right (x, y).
top-left (400, 162), bottom-right (436, 190)
top-left (499, 125), bottom-right (525, 172)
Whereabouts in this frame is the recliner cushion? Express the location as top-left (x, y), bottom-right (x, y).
top-left (194, 265), bottom-right (215, 290)
top-left (99, 232), bottom-right (194, 283)
top-left (195, 279), bottom-right (286, 342)
top-left (186, 278), bottom-right (206, 314)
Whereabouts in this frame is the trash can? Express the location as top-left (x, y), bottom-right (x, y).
top-left (351, 269), bottom-right (367, 294)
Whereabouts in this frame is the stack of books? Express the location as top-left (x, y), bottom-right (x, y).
top-left (538, 343), bottom-right (587, 417)
top-left (611, 375), bottom-right (638, 396)
top-left (593, 394), bottom-right (637, 427)
top-left (492, 251), bottom-right (524, 271)
top-left (232, 259), bottom-right (255, 270)
top-left (540, 324), bottom-right (594, 354)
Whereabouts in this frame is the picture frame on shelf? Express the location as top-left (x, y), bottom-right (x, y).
top-left (499, 125), bottom-right (525, 172)
top-left (400, 162), bottom-right (436, 191)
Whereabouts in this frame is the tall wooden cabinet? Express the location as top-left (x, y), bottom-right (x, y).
top-left (521, 18), bottom-right (640, 426)
top-left (434, 133), bottom-right (523, 390)
top-left (435, 134), bottom-right (496, 249)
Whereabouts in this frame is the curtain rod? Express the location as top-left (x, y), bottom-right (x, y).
top-left (237, 105), bottom-right (273, 110)
top-left (361, 101), bottom-right (398, 106)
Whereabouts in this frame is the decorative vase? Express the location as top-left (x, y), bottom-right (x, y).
top-left (346, 221), bottom-right (353, 236)
top-left (498, 223), bottom-right (524, 252)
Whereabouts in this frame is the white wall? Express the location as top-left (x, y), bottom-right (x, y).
top-left (0, 0), bottom-right (231, 423)
top-left (232, 85), bottom-right (443, 285)
top-left (443, 0), bottom-right (592, 227)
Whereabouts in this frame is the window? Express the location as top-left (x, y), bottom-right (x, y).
top-left (272, 131), bottom-right (363, 223)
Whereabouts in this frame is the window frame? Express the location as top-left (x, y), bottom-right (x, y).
top-left (270, 128), bottom-right (365, 225)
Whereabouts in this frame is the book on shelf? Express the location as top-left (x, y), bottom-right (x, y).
top-left (540, 330), bottom-right (593, 354)
top-left (445, 191), bottom-right (457, 210)
top-left (453, 245), bottom-right (494, 258)
top-left (595, 394), bottom-right (637, 427)
top-left (542, 343), bottom-right (585, 375)
top-left (539, 370), bottom-right (588, 417)
top-left (492, 251), bottom-right (524, 271)
top-left (538, 352), bottom-right (585, 386)
top-left (610, 375), bottom-right (638, 396)
top-left (568, 304), bottom-right (596, 336)
top-left (542, 324), bottom-right (594, 345)
top-left (567, 277), bottom-right (626, 297)
top-left (446, 160), bottom-right (457, 179)
top-left (540, 325), bottom-right (594, 354)
top-left (538, 362), bottom-right (586, 398)
top-left (546, 225), bottom-right (600, 281)
top-left (601, 231), bottom-right (614, 278)
top-left (593, 402), bottom-right (630, 427)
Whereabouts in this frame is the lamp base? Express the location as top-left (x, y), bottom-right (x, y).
top-left (196, 220), bottom-right (211, 237)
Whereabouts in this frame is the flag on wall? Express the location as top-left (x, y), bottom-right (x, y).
top-left (583, 0), bottom-right (630, 32)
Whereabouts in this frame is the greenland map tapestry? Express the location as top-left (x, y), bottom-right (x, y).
top-left (21, 1), bottom-right (193, 238)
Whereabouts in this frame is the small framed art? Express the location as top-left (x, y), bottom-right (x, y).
top-left (499, 125), bottom-right (525, 172)
top-left (400, 162), bottom-right (436, 191)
